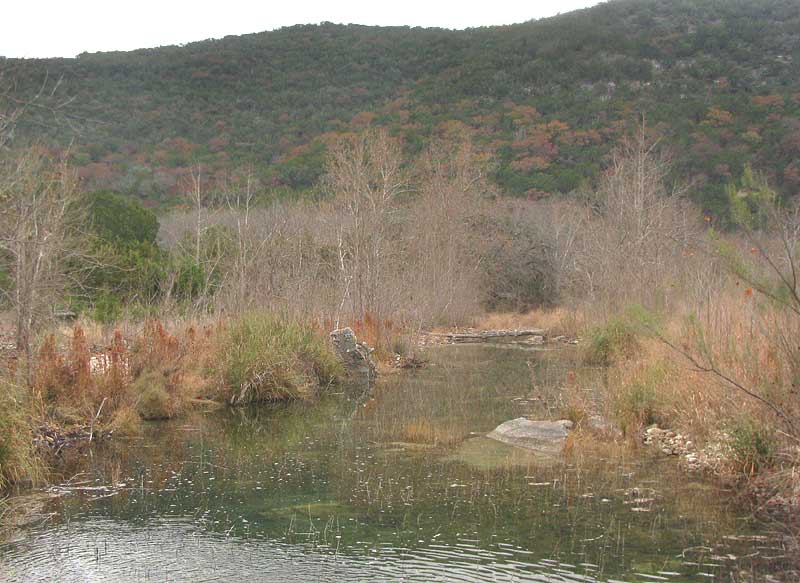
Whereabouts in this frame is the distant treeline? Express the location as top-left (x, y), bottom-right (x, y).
top-left (3, 0), bottom-right (800, 221)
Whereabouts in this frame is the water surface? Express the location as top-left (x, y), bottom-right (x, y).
top-left (0, 346), bottom-right (787, 582)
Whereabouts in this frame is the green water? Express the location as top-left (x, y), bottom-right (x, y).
top-left (0, 346), bottom-right (788, 582)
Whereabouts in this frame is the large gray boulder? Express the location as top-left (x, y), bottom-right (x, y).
top-left (330, 327), bottom-right (377, 382)
top-left (487, 417), bottom-right (573, 454)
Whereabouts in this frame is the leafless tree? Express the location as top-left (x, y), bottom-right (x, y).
top-left (325, 129), bottom-right (408, 323)
top-left (581, 125), bottom-right (697, 313)
top-left (406, 136), bottom-right (489, 323)
top-left (0, 149), bottom-right (88, 382)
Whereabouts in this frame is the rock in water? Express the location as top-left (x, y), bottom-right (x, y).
top-left (487, 417), bottom-right (573, 454)
top-left (330, 327), bottom-right (377, 382)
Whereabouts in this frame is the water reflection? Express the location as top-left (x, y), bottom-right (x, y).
top-left (0, 346), bottom-right (787, 582)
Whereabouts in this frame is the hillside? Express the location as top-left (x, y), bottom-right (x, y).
top-left (3, 0), bottom-right (800, 218)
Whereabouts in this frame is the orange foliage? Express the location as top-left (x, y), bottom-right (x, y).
top-left (752, 94), bottom-right (785, 108)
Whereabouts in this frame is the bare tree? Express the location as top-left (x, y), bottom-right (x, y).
top-left (407, 136), bottom-right (489, 323)
top-left (0, 149), bottom-right (87, 382)
top-left (1, 66), bottom-right (78, 151)
top-left (582, 125), bottom-right (696, 313)
top-left (325, 129), bottom-right (408, 323)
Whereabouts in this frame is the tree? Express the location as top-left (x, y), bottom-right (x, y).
top-left (0, 149), bottom-right (88, 382)
top-left (86, 191), bottom-right (165, 312)
top-left (325, 129), bottom-right (407, 323)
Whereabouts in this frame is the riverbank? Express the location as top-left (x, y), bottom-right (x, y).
top-left (485, 306), bottom-right (800, 520)
top-left (0, 313), bottom-right (346, 491)
top-left (2, 343), bottom-right (794, 583)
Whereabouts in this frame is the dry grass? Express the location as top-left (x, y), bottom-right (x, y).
top-left (398, 418), bottom-right (463, 447)
top-left (473, 307), bottom-right (586, 337)
top-left (0, 380), bottom-right (44, 490)
top-left (22, 313), bottom-right (340, 435)
top-left (594, 288), bottom-right (797, 479)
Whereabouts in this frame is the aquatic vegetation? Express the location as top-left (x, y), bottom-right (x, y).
top-left (2, 345), bottom-right (791, 582)
top-left (130, 371), bottom-right (182, 420)
top-left (609, 360), bottom-right (669, 436)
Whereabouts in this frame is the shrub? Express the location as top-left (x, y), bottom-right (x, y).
top-left (584, 316), bottom-right (640, 366)
top-left (610, 362), bottom-right (668, 436)
top-left (212, 313), bottom-right (343, 405)
top-left (130, 371), bottom-right (180, 420)
top-left (0, 382), bottom-right (43, 490)
top-left (108, 405), bottom-right (142, 436)
top-left (728, 415), bottom-right (776, 476)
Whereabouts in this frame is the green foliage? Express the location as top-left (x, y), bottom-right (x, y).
top-left (87, 192), bottom-right (167, 314)
top-left (726, 165), bottom-right (777, 229)
top-left (615, 364), bottom-right (665, 433)
top-left (212, 314), bottom-right (343, 405)
top-left (0, 382), bottom-right (43, 490)
top-left (728, 415), bottom-right (776, 475)
top-left (93, 292), bottom-right (123, 325)
top-left (584, 306), bottom-right (660, 366)
top-left (89, 191), bottom-right (158, 245)
top-left (6, 0), bottom-right (799, 212)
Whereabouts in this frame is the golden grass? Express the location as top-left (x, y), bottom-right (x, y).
top-left (398, 418), bottom-right (464, 447)
top-left (472, 307), bottom-right (586, 337)
top-left (596, 289), bottom-right (797, 462)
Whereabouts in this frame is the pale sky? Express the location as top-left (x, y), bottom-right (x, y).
top-left (3, 0), bottom-right (604, 59)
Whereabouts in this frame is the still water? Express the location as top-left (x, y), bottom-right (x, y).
top-left (0, 346), bottom-right (788, 582)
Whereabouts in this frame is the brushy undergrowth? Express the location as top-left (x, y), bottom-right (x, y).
top-left (728, 414), bottom-right (776, 476)
top-left (130, 371), bottom-right (183, 420)
top-left (609, 360), bottom-right (669, 436)
top-left (212, 314), bottom-right (343, 405)
top-left (583, 316), bottom-right (641, 366)
top-left (583, 305), bottom-right (664, 366)
top-left (0, 381), bottom-right (43, 490)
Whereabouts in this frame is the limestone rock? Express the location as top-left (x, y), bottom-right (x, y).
top-left (487, 417), bottom-right (573, 454)
top-left (330, 327), bottom-right (377, 382)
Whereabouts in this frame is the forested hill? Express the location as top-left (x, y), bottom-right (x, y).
top-left (4, 0), bottom-right (800, 218)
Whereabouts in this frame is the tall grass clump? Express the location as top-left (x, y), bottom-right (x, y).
top-left (727, 414), bottom-right (776, 476)
top-left (608, 359), bottom-right (669, 436)
top-left (583, 316), bottom-right (640, 366)
top-left (0, 381), bottom-right (44, 490)
top-left (212, 313), bottom-right (343, 405)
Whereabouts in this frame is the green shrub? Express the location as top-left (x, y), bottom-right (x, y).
top-left (584, 316), bottom-right (640, 366)
top-left (728, 415), bottom-right (775, 475)
top-left (612, 362), bottom-right (667, 435)
top-left (212, 313), bottom-right (343, 405)
top-left (0, 382), bottom-right (44, 490)
top-left (131, 371), bottom-right (179, 420)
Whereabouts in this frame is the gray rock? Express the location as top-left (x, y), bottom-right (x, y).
top-left (487, 417), bottom-right (572, 453)
top-left (330, 327), bottom-right (377, 382)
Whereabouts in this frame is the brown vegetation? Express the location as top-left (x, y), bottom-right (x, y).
top-left (1, 122), bottom-right (798, 526)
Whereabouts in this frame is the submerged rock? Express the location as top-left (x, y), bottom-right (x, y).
top-left (330, 327), bottom-right (377, 382)
top-left (487, 417), bottom-right (573, 453)
top-left (447, 436), bottom-right (559, 470)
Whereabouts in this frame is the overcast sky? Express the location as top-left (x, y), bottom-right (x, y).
top-left (3, 0), bottom-right (604, 58)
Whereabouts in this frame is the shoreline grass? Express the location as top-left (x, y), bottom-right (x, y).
top-left (0, 311), bottom-right (344, 493)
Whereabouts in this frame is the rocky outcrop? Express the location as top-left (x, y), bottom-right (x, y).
top-left (330, 327), bottom-right (377, 382)
top-left (487, 417), bottom-right (573, 454)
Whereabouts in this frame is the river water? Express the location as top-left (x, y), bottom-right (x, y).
top-left (0, 345), bottom-right (789, 582)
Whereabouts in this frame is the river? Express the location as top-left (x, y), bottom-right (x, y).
top-left (0, 345), bottom-right (789, 582)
